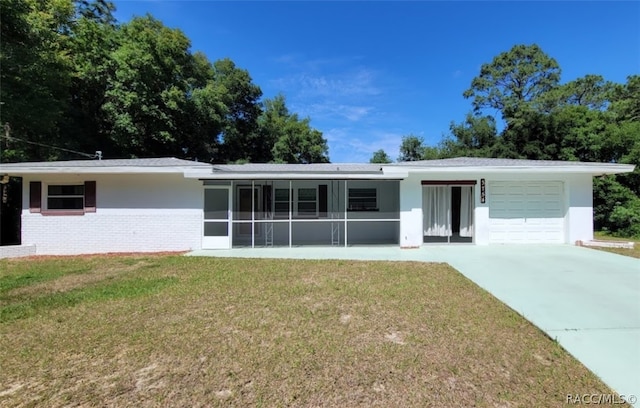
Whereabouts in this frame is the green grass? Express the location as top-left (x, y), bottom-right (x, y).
top-left (0, 255), bottom-right (626, 407)
top-left (592, 232), bottom-right (640, 259)
top-left (1, 276), bottom-right (176, 322)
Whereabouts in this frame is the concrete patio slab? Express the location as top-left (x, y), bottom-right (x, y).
top-left (187, 244), bottom-right (640, 403)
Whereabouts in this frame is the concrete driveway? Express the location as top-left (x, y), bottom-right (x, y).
top-left (426, 245), bottom-right (640, 403)
top-left (189, 244), bottom-right (640, 401)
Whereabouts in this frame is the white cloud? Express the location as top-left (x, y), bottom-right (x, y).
top-left (301, 103), bottom-right (372, 122)
top-left (324, 128), bottom-right (403, 163)
top-left (271, 69), bottom-right (381, 99)
top-left (266, 55), bottom-right (404, 162)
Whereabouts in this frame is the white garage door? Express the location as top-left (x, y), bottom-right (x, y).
top-left (489, 181), bottom-right (565, 243)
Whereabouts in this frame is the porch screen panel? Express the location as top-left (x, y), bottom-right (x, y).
top-left (263, 185), bottom-right (272, 219)
top-left (423, 186), bottom-right (451, 237)
top-left (204, 188), bottom-right (229, 237)
top-left (205, 222), bottom-right (228, 237)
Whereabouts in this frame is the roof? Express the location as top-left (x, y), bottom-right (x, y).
top-left (212, 163), bottom-right (383, 173)
top-left (192, 163), bottom-right (390, 180)
top-left (0, 157), bottom-right (208, 168)
top-left (385, 157), bottom-right (634, 175)
top-left (0, 157), bottom-right (209, 174)
top-left (393, 157), bottom-right (625, 168)
top-left (0, 156), bottom-right (634, 178)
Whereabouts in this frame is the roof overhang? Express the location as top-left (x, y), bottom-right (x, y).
top-left (382, 164), bottom-right (635, 176)
top-left (0, 166), bottom-right (199, 175)
top-left (1, 158), bottom-right (633, 179)
top-left (183, 170), bottom-right (405, 180)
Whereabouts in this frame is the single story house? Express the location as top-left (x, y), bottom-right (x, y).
top-left (0, 157), bottom-right (634, 255)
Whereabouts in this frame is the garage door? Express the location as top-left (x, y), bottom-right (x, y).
top-left (489, 181), bottom-right (565, 243)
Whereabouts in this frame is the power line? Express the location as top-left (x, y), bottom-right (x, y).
top-left (0, 134), bottom-right (101, 159)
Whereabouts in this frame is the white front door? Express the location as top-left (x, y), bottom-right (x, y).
top-left (202, 186), bottom-right (231, 249)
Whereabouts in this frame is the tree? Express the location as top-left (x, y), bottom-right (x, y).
top-left (181, 53), bottom-right (227, 161)
top-left (539, 75), bottom-right (612, 112)
top-left (254, 95), bottom-right (287, 162)
top-left (0, 0), bottom-right (75, 161)
top-left (213, 58), bottom-right (263, 162)
top-left (263, 95), bottom-right (329, 164)
top-left (440, 114), bottom-right (498, 158)
top-left (74, 0), bottom-right (117, 25)
top-left (592, 75), bottom-right (640, 237)
top-left (369, 149), bottom-right (392, 163)
top-left (398, 135), bottom-right (425, 162)
top-left (58, 0), bottom-right (119, 156)
top-left (100, 15), bottom-right (198, 157)
top-left (463, 44), bottom-right (561, 121)
top-left (609, 75), bottom-right (640, 123)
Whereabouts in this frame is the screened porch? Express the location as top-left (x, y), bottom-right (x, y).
top-left (204, 179), bottom-right (400, 248)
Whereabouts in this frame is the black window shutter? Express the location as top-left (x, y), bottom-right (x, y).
top-left (319, 184), bottom-right (328, 217)
top-left (84, 181), bottom-right (96, 212)
top-left (29, 181), bottom-right (42, 213)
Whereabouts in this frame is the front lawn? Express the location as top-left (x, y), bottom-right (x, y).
top-left (0, 255), bottom-right (623, 407)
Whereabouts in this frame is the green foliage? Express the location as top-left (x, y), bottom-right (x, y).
top-left (0, 0), bottom-right (75, 161)
top-left (441, 114), bottom-right (498, 158)
top-left (593, 177), bottom-right (640, 238)
top-left (369, 149), bottom-right (392, 163)
top-left (101, 15), bottom-right (197, 156)
top-left (398, 135), bottom-right (426, 162)
top-left (213, 58), bottom-right (264, 162)
top-left (60, 2), bottom-right (118, 156)
top-left (463, 44), bottom-right (561, 120)
top-left (610, 75), bottom-right (640, 122)
top-left (262, 95), bottom-right (329, 164)
top-left (538, 75), bottom-right (613, 112)
top-left (74, 0), bottom-right (116, 25)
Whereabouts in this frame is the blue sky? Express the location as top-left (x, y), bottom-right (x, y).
top-left (112, 1), bottom-right (640, 163)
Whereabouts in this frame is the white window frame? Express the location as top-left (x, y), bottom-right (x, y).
top-left (348, 187), bottom-right (378, 211)
top-left (45, 183), bottom-right (85, 211)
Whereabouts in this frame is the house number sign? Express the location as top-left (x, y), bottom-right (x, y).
top-left (480, 178), bottom-right (486, 203)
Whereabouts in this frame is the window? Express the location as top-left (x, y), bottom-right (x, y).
top-left (48, 185), bottom-right (84, 210)
top-left (274, 188), bottom-right (290, 217)
top-left (348, 188), bottom-right (377, 211)
top-left (29, 181), bottom-right (96, 214)
top-left (297, 188), bottom-right (317, 216)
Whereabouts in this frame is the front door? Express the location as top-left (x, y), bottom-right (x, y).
top-left (202, 186), bottom-right (231, 249)
top-left (422, 185), bottom-right (474, 244)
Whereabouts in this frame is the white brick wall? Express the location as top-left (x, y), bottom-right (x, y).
top-left (21, 173), bottom-right (204, 255)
